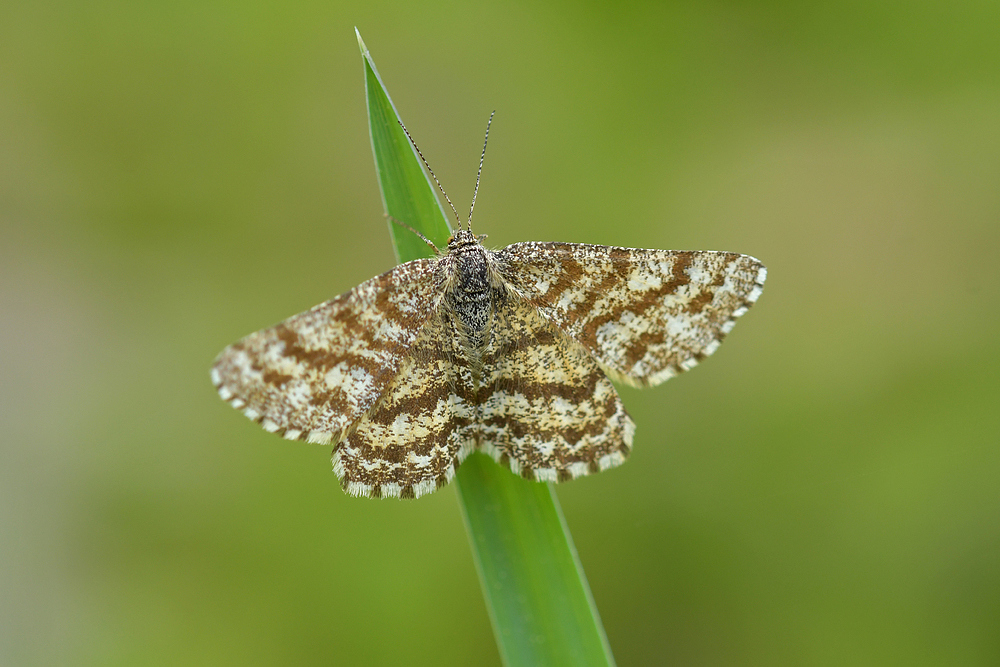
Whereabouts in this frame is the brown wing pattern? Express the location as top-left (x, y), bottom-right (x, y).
top-left (211, 259), bottom-right (440, 445)
top-left (476, 293), bottom-right (635, 482)
top-left (497, 243), bottom-right (766, 387)
top-left (334, 312), bottom-right (477, 499)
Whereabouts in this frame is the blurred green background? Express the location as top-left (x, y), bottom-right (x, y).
top-left (2, 1), bottom-right (998, 665)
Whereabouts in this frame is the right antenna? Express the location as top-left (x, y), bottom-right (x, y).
top-left (468, 111), bottom-right (495, 232)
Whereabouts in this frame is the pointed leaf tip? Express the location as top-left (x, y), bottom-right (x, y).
top-left (356, 28), bottom-right (368, 56)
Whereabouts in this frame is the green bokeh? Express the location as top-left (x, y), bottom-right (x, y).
top-left (2, 2), bottom-right (998, 665)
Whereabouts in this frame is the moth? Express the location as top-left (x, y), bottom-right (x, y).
top-left (212, 117), bottom-right (766, 499)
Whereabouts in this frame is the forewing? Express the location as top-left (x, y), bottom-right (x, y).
top-left (477, 293), bottom-right (635, 482)
top-left (211, 258), bottom-right (440, 445)
top-left (334, 312), bottom-right (477, 499)
top-left (497, 243), bottom-right (766, 387)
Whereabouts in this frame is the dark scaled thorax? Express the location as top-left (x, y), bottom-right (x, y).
top-left (438, 230), bottom-right (506, 357)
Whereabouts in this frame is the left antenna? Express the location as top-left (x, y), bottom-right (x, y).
top-left (397, 120), bottom-right (464, 230)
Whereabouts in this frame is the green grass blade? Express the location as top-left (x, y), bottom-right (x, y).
top-left (357, 29), bottom-right (615, 667)
top-left (357, 29), bottom-right (451, 260)
top-left (456, 455), bottom-right (616, 667)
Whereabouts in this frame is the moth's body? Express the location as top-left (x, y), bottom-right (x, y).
top-left (439, 231), bottom-right (504, 377)
top-left (212, 224), bottom-right (766, 499)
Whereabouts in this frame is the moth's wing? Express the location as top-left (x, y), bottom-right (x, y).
top-left (211, 258), bottom-right (440, 445)
top-left (496, 243), bottom-right (766, 387)
top-left (476, 293), bottom-right (635, 482)
top-left (334, 312), bottom-right (478, 499)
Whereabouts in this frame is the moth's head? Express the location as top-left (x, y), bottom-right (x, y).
top-left (447, 229), bottom-right (480, 250)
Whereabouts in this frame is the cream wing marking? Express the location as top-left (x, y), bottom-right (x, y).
top-left (211, 259), bottom-right (441, 445)
top-left (477, 293), bottom-right (635, 482)
top-left (498, 243), bottom-right (766, 387)
top-left (334, 312), bottom-right (477, 499)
